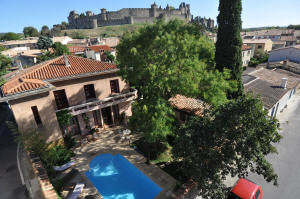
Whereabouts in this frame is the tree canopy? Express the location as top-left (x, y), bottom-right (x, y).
top-left (0, 54), bottom-right (12, 85)
top-left (0, 45), bottom-right (5, 52)
top-left (23, 26), bottom-right (39, 37)
top-left (0, 32), bottom-right (22, 41)
top-left (117, 19), bottom-right (235, 145)
top-left (37, 36), bottom-right (53, 50)
top-left (215, 0), bottom-right (243, 97)
top-left (248, 49), bottom-right (269, 67)
top-left (172, 94), bottom-right (282, 199)
top-left (52, 42), bottom-right (70, 56)
top-left (40, 25), bottom-right (51, 37)
top-left (104, 51), bottom-right (115, 63)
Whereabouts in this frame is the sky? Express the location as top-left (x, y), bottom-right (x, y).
top-left (0, 0), bottom-right (299, 33)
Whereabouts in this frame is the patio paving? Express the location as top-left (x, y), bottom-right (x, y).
top-left (72, 128), bottom-right (178, 199)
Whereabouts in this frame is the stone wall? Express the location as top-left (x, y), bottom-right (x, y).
top-left (27, 151), bottom-right (59, 199)
top-left (68, 2), bottom-right (192, 29)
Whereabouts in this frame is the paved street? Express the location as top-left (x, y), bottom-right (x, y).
top-left (248, 92), bottom-right (300, 199)
top-left (0, 104), bottom-right (28, 199)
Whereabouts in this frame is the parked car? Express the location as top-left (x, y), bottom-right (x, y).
top-left (227, 178), bottom-right (263, 199)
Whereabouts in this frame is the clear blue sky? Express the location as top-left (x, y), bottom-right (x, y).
top-left (0, 0), bottom-right (299, 33)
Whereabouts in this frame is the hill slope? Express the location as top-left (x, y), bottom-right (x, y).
top-left (61, 23), bottom-right (146, 38)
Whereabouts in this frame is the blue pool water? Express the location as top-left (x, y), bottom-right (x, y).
top-left (86, 154), bottom-right (162, 199)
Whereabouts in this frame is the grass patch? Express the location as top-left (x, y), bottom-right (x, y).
top-left (61, 23), bottom-right (147, 38)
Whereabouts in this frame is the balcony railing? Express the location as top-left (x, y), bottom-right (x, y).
top-left (55, 88), bottom-right (138, 116)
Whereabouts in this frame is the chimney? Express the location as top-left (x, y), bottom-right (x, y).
top-left (64, 55), bottom-right (71, 67)
top-left (281, 78), bottom-right (288, 89)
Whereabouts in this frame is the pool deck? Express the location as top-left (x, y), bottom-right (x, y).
top-left (72, 128), bottom-right (177, 199)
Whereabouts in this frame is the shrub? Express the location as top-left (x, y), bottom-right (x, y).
top-left (64, 133), bottom-right (76, 149)
top-left (42, 145), bottom-right (75, 166)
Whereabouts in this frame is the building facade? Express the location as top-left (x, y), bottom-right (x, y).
top-left (242, 45), bottom-right (254, 66)
top-left (0, 56), bottom-right (137, 142)
top-left (67, 2), bottom-right (192, 29)
top-left (268, 45), bottom-right (300, 63)
top-left (243, 39), bottom-right (273, 52)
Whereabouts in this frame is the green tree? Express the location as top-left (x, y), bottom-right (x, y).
top-left (104, 51), bottom-right (115, 62)
top-left (172, 94), bottom-right (281, 199)
top-left (215, 0), bottom-right (243, 97)
top-left (40, 25), bottom-right (51, 36)
top-left (37, 36), bottom-right (53, 50)
top-left (23, 26), bottom-right (39, 37)
top-left (1, 32), bottom-right (22, 41)
top-left (0, 54), bottom-right (12, 85)
top-left (248, 49), bottom-right (269, 67)
top-left (0, 45), bottom-right (5, 52)
top-left (52, 42), bottom-right (70, 56)
top-left (117, 20), bottom-right (235, 149)
top-left (61, 21), bottom-right (68, 30)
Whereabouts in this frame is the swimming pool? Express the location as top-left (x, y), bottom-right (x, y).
top-left (86, 154), bottom-right (162, 199)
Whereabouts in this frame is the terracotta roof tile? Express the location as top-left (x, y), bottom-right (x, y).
top-left (87, 45), bottom-right (113, 52)
top-left (2, 55), bottom-right (117, 96)
top-left (169, 94), bottom-right (208, 116)
top-left (67, 46), bottom-right (86, 54)
top-left (242, 45), bottom-right (252, 51)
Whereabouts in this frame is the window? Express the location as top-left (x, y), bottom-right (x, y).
top-left (31, 106), bottom-right (42, 127)
top-left (93, 110), bottom-right (102, 127)
top-left (257, 45), bottom-right (262, 49)
top-left (84, 84), bottom-right (96, 101)
top-left (53, 89), bottom-right (69, 110)
top-left (110, 79), bottom-right (120, 94)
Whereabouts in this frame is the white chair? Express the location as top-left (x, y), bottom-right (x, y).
top-left (68, 183), bottom-right (85, 199)
top-left (53, 161), bottom-right (76, 171)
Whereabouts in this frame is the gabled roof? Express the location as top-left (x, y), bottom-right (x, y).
top-left (87, 45), bottom-right (113, 52)
top-left (169, 94), bottom-right (208, 116)
top-left (1, 55), bottom-right (117, 98)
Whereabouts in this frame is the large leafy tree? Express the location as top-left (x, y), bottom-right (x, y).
top-left (23, 26), bottom-right (39, 37)
top-left (117, 20), bottom-right (234, 146)
top-left (37, 36), bottom-right (53, 50)
top-left (40, 25), bottom-right (51, 37)
top-left (52, 42), bottom-right (70, 56)
top-left (215, 0), bottom-right (243, 97)
top-left (173, 94), bottom-right (282, 199)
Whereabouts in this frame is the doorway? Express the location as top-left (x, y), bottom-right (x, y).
top-left (101, 107), bottom-right (113, 126)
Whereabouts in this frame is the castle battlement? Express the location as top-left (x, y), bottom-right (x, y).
top-left (67, 2), bottom-right (192, 29)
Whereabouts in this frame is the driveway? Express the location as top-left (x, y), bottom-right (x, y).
top-left (0, 104), bottom-right (28, 199)
top-left (248, 92), bottom-right (300, 199)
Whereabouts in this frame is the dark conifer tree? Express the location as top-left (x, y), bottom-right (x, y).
top-left (215, 0), bottom-right (243, 97)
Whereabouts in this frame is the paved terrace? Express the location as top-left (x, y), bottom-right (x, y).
top-left (72, 128), bottom-right (177, 199)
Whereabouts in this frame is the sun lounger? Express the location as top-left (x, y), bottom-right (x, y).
top-left (68, 183), bottom-right (85, 199)
top-left (53, 161), bottom-right (75, 171)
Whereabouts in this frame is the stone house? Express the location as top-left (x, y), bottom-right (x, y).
top-left (0, 55), bottom-right (137, 142)
top-left (85, 45), bottom-right (116, 61)
top-left (268, 45), bottom-right (300, 63)
top-left (242, 45), bottom-right (253, 66)
top-left (169, 94), bottom-right (208, 123)
top-left (243, 68), bottom-right (300, 118)
top-left (243, 39), bottom-right (273, 52)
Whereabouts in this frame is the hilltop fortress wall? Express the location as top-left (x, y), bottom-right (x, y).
top-left (68, 2), bottom-right (192, 29)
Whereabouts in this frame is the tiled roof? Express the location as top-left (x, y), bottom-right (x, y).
top-left (280, 36), bottom-right (297, 42)
top-left (244, 79), bottom-right (287, 109)
top-left (169, 94), bottom-right (208, 116)
top-left (243, 39), bottom-right (273, 44)
top-left (1, 55), bottom-right (117, 96)
top-left (244, 68), bottom-right (300, 109)
top-left (87, 45), bottom-right (113, 52)
top-left (250, 68), bottom-right (300, 89)
top-left (242, 45), bottom-right (252, 51)
top-left (67, 46), bottom-right (86, 54)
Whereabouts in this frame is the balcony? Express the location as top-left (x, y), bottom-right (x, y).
top-left (55, 88), bottom-right (138, 116)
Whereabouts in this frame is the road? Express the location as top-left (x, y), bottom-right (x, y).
top-left (0, 104), bottom-right (28, 199)
top-left (248, 92), bottom-right (300, 199)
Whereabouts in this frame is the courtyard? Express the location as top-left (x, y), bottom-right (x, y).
top-left (69, 127), bottom-right (177, 199)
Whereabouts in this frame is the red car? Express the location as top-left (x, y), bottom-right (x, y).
top-left (227, 178), bottom-right (263, 199)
